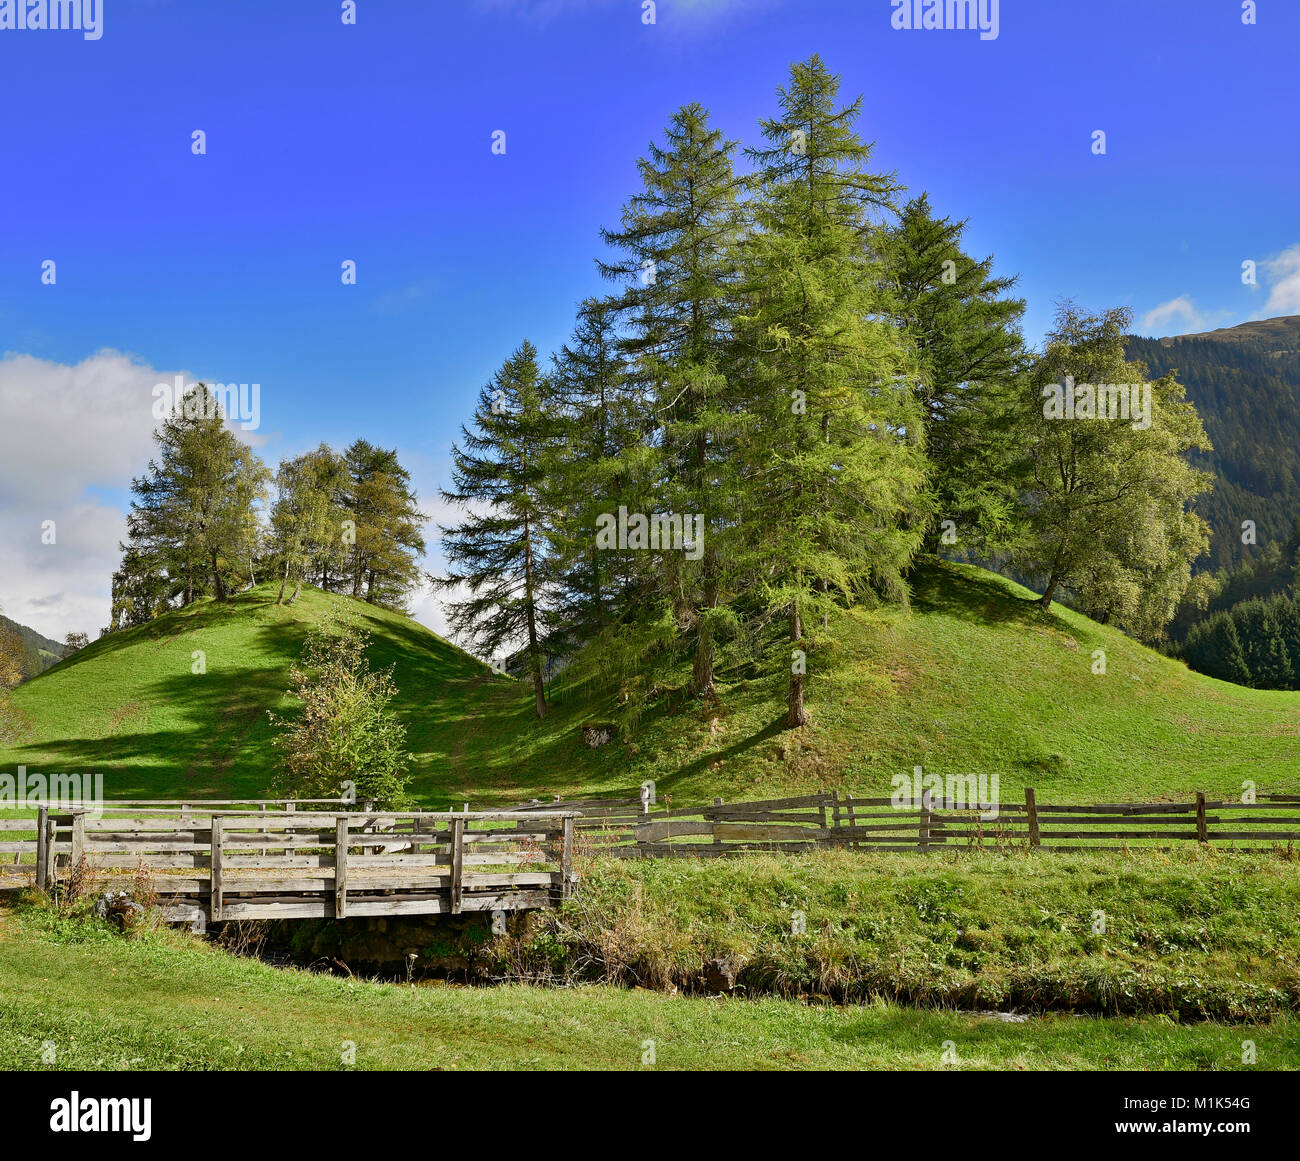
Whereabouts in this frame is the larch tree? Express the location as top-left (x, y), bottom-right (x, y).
top-left (123, 384), bottom-right (269, 606)
top-left (736, 55), bottom-right (929, 728)
top-left (437, 341), bottom-right (558, 719)
top-left (598, 102), bottom-right (745, 699)
top-left (339, 440), bottom-right (426, 610)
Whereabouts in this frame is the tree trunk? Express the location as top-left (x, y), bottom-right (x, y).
top-left (692, 550), bottom-right (718, 699)
top-left (522, 508), bottom-right (548, 719)
top-left (277, 560), bottom-right (288, 605)
top-left (1039, 574), bottom-right (1060, 609)
top-left (211, 552), bottom-right (226, 600)
top-left (287, 580), bottom-right (302, 606)
top-left (785, 601), bottom-right (808, 729)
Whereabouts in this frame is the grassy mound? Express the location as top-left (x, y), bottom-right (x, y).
top-left (2, 561), bottom-right (1298, 805)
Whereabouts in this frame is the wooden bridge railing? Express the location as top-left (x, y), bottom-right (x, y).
top-left (1, 807), bottom-right (578, 921)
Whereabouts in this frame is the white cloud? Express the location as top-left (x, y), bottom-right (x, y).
top-left (1262, 244), bottom-right (1300, 317)
top-left (1139, 295), bottom-right (1208, 337)
top-left (0, 349), bottom-right (190, 643)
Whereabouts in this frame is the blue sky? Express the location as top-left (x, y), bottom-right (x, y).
top-left (1, 0), bottom-right (1297, 640)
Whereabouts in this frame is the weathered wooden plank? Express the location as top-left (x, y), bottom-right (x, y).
top-left (35, 806), bottom-right (48, 892)
top-left (209, 815), bottom-right (224, 922)
top-left (335, 817), bottom-right (349, 918)
top-left (450, 817), bottom-right (465, 915)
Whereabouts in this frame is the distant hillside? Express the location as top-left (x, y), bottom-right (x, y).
top-left (0, 615), bottom-right (68, 680)
top-left (1126, 314), bottom-right (1300, 572)
top-left (2, 565), bottom-right (1297, 806)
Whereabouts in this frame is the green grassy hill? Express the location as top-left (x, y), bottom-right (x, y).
top-left (3, 561), bottom-right (1298, 805)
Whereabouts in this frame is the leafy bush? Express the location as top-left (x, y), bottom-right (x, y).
top-left (268, 614), bottom-right (412, 807)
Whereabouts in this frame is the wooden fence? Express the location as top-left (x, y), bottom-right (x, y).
top-left (0, 804), bottom-right (578, 922)
top-left (511, 789), bottom-right (1300, 856)
top-left (3, 790), bottom-right (1296, 914)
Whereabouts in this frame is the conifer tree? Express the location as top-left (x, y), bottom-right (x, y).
top-left (546, 298), bottom-right (652, 652)
top-left (339, 440), bottom-right (426, 609)
top-left (438, 341), bottom-right (557, 718)
top-left (1183, 610), bottom-right (1251, 685)
top-left (880, 193), bottom-right (1027, 553)
top-left (123, 384), bottom-right (269, 606)
top-left (598, 102), bottom-right (744, 698)
top-left (269, 445), bottom-right (347, 605)
top-left (736, 56), bottom-right (928, 728)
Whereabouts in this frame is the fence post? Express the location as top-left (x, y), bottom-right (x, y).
top-left (44, 814), bottom-right (57, 887)
top-left (919, 790), bottom-right (932, 851)
top-left (561, 814), bottom-right (575, 900)
top-left (209, 814), bottom-right (224, 923)
top-left (1025, 787), bottom-right (1040, 849)
top-left (35, 805), bottom-right (48, 892)
top-left (450, 816), bottom-right (464, 915)
top-left (335, 815), bottom-right (349, 918)
top-left (1195, 791), bottom-right (1208, 844)
top-left (283, 800), bottom-right (295, 859)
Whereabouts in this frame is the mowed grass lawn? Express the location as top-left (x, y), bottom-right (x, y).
top-left (3, 561), bottom-right (1298, 807)
top-left (0, 902), bottom-right (1294, 1071)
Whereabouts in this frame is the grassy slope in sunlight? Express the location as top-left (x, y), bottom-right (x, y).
top-left (2, 561), bottom-right (1297, 806)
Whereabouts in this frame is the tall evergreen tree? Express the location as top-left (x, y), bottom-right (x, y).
top-left (880, 193), bottom-right (1027, 553)
top-left (122, 384), bottom-right (269, 607)
top-left (1183, 610), bottom-right (1252, 685)
top-left (546, 298), bottom-right (652, 652)
top-left (736, 55), bottom-right (929, 728)
top-left (438, 342), bottom-right (558, 718)
top-left (598, 102), bottom-right (744, 699)
top-left (339, 440), bottom-right (426, 610)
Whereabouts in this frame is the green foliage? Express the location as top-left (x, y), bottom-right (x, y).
top-left (736, 56), bottom-right (928, 724)
top-left (268, 614), bottom-right (412, 807)
top-left (268, 445), bottom-right (348, 606)
top-left (880, 193), bottom-right (1028, 554)
top-left (337, 439), bottom-right (426, 610)
top-left (438, 341), bottom-right (557, 718)
top-left (1183, 592), bottom-right (1300, 690)
top-left (118, 384), bottom-right (270, 615)
top-left (1013, 304), bottom-right (1212, 637)
top-left (495, 849), bottom-right (1300, 1020)
top-left (597, 100), bottom-right (746, 699)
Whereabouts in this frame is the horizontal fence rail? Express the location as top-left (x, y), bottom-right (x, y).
top-left (510, 789), bottom-right (1300, 858)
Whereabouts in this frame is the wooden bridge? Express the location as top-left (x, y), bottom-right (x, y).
top-left (0, 800), bottom-right (578, 924)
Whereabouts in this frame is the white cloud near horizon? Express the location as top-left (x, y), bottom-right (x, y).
top-left (1140, 245), bottom-right (1300, 339)
top-left (1139, 294), bottom-right (1210, 337)
top-left (1262, 244), bottom-right (1300, 317)
top-left (0, 350), bottom-right (186, 644)
top-left (0, 349), bottom-right (475, 655)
